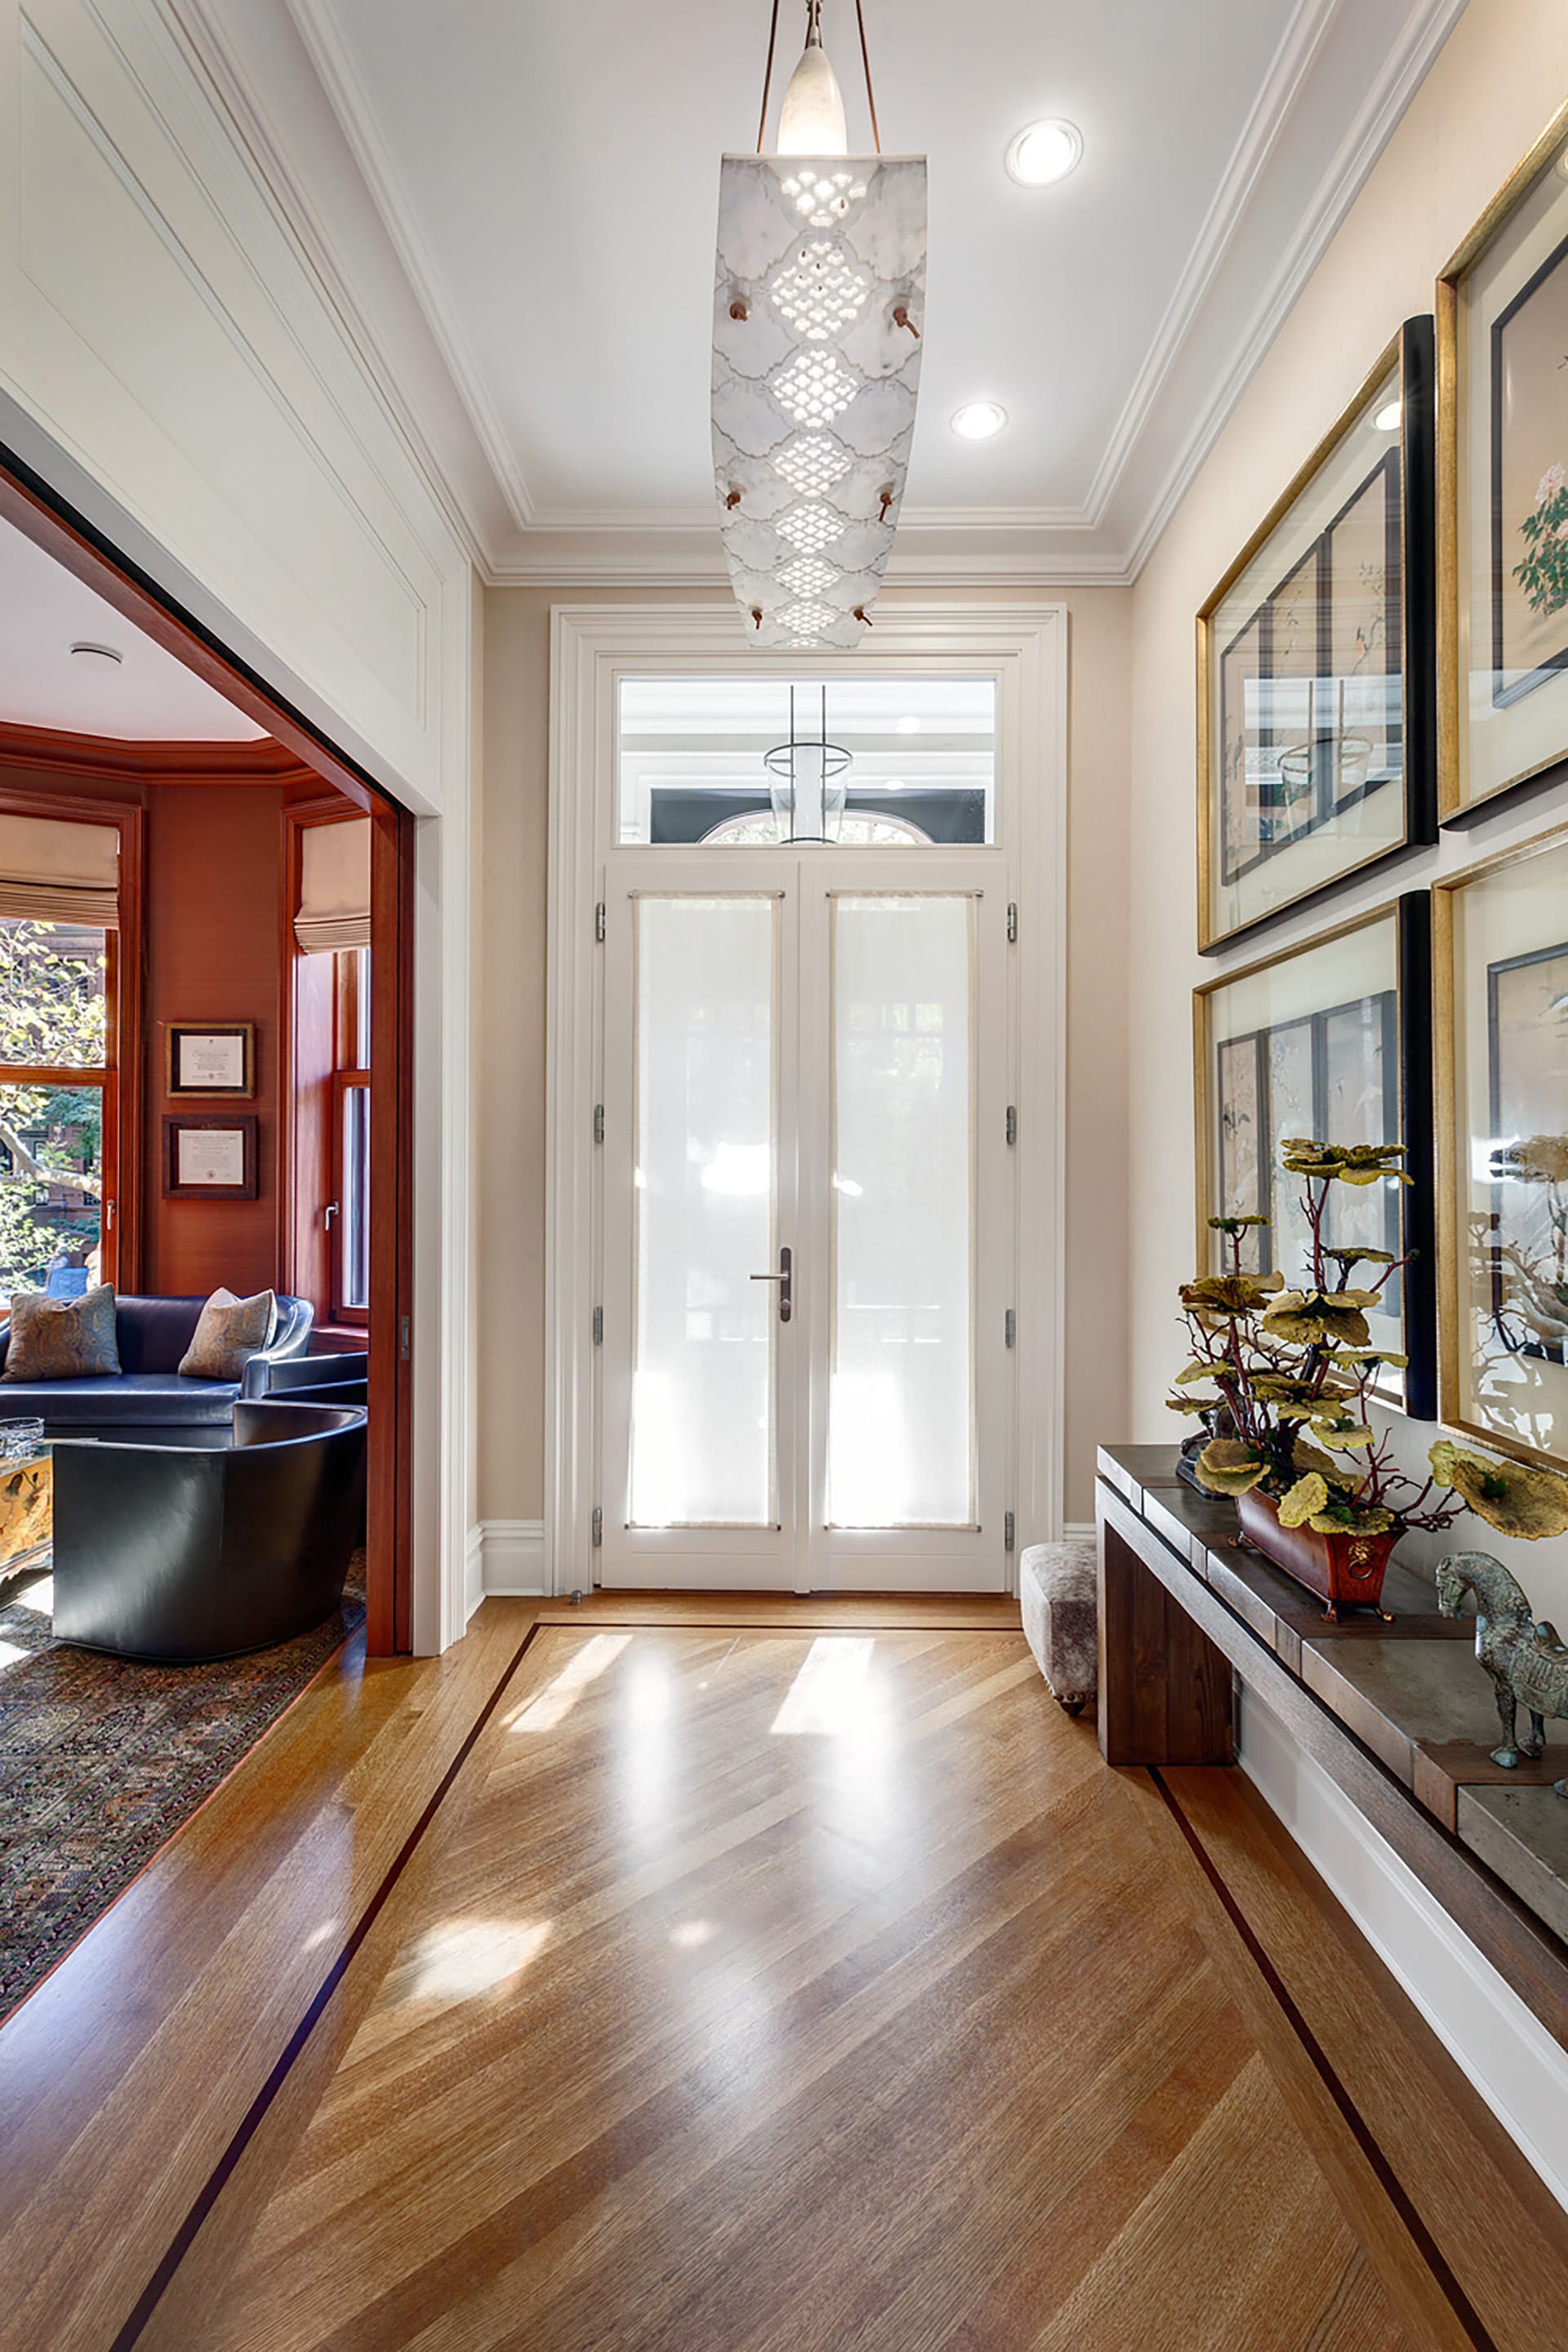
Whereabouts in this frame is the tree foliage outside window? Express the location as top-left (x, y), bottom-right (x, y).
top-left (0, 919), bottom-right (108, 1303)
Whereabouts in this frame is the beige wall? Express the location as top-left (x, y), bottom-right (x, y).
top-left (476, 583), bottom-right (1132, 1535)
top-left (1127, 0), bottom-right (1568, 1609)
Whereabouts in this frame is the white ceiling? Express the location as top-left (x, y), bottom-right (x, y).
top-left (0, 517), bottom-right (268, 741)
top-left (192, 0), bottom-right (1467, 581)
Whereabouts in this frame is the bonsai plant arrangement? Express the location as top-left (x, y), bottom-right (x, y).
top-left (1169, 1137), bottom-right (1568, 1617)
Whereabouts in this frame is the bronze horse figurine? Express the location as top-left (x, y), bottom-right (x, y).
top-left (1435, 1551), bottom-right (1568, 1795)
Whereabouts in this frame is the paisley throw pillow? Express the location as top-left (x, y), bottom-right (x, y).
top-left (177, 1288), bottom-right (278, 1381)
top-left (2, 1285), bottom-right (121, 1381)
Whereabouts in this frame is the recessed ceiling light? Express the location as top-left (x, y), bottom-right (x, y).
top-left (951, 400), bottom-right (1008, 441)
top-left (1373, 401), bottom-right (1401, 432)
top-left (896, 715), bottom-right (921, 734)
top-left (1005, 119), bottom-right (1082, 189)
top-left (70, 641), bottom-right (123, 670)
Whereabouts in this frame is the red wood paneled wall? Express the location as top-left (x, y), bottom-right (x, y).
top-left (140, 785), bottom-right (284, 1299)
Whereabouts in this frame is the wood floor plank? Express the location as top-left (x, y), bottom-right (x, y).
top-left (2, 1600), bottom-right (1543, 2351)
top-left (194, 1625), bottom-right (1432, 2352)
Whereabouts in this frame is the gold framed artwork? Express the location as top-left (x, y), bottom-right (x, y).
top-left (1193, 894), bottom-right (1437, 1417)
top-left (166, 1022), bottom-right (255, 1099)
top-left (1197, 318), bottom-right (1437, 952)
top-left (1437, 96), bottom-right (1568, 824)
top-left (1435, 822), bottom-right (1568, 1472)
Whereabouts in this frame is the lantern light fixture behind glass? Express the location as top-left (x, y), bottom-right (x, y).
top-left (712, 3), bottom-right (927, 652)
top-left (764, 685), bottom-right (853, 842)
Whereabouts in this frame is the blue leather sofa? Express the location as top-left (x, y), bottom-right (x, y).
top-left (0, 1292), bottom-right (314, 1437)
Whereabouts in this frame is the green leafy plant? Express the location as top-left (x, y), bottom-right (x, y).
top-left (1170, 1138), bottom-right (1568, 1544)
top-left (1513, 462), bottom-right (1568, 618)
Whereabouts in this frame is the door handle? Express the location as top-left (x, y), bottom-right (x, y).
top-left (750, 1244), bottom-right (792, 1324)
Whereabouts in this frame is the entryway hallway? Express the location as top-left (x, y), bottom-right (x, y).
top-left (8, 1595), bottom-right (1556, 2351)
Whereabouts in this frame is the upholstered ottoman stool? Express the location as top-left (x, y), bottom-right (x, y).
top-left (1019, 1539), bottom-right (1098, 1715)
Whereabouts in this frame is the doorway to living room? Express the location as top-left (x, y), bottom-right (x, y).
top-left (0, 456), bottom-right (415, 1655)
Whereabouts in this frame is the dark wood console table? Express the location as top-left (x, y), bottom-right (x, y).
top-left (1096, 1442), bottom-right (1568, 2056)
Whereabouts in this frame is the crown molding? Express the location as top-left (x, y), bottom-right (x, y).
top-left (165, 0), bottom-right (494, 573)
top-left (1119, 0), bottom-right (1469, 576)
top-left (283, 0), bottom-right (537, 533)
top-left (0, 722), bottom-right (314, 783)
top-left (1078, 0), bottom-right (1343, 528)
top-left (177, 0), bottom-right (1464, 592)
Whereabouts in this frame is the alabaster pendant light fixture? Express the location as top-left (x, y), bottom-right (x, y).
top-left (712, 1), bottom-right (927, 649)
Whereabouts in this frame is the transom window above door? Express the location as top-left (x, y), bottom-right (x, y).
top-left (616, 676), bottom-right (997, 848)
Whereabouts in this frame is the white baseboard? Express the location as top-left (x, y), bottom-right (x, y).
top-left (464, 1524), bottom-right (485, 1624)
top-left (1062, 1522), bottom-right (1096, 1543)
top-left (479, 1518), bottom-right (546, 1597)
top-left (1238, 1686), bottom-right (1568, 2212)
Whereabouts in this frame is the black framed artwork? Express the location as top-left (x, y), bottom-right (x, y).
top-left (1439, 96), bottom-right (1568, 822)
top-left (1197, 318), bottom-right (1437, 951)
top-left (1194, 894), bottom-right (1436, 1417)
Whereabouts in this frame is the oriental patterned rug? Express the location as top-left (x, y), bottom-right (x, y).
top-left (0, 1556), bottom-right (364, 2025)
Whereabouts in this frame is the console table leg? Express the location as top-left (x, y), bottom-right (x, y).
top-left (1098, 1517), bottom-right (1234, 1766)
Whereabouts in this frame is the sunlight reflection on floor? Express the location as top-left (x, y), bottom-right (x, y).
top-left (508, 1633), bottom-right (632, 1734)
top-left (405, 1918), bottom-right (552, 2002)
top-left (769, 1637), bottom-right (876, 1735)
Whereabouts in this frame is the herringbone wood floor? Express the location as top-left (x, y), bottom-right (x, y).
top-left (194, 1625), bottom-right (1426, 2352)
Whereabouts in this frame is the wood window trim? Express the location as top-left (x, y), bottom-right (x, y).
top-left (329, 1069), bottom-right (370, 1330)
top-left (0, 786), bottom-right (143, 1289)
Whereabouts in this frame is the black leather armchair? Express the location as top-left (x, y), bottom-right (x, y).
top-left (50, 1400), bottom-right (367, 1663)
top-left (243, 1348), bottom-right (368, 1410)
top-left (0, 1293), bottom-right (313, 1436)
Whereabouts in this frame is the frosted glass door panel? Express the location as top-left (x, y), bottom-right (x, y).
top-left (828, 895), bottom-right (976, 1527)
top-left (630, 896), bottom-right (777, 1527)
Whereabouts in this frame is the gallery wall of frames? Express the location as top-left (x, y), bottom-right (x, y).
top-left (1195, 99), bottom-right (1568, 1485)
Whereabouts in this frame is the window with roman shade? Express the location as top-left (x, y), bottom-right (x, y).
top-left (295, 817), bottom-right (370, 955)
top-left (0, 811), bottom-right (120, 928)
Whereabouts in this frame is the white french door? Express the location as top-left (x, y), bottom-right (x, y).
top-left (599, 850), bottom-right (1013, 1591)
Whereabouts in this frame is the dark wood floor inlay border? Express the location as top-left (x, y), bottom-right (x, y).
top-left (1150, 1766), bottom-right (1499, 2352)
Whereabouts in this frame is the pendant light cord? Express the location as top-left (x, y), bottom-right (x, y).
top-left (854, 0), bottom-right (881, 154)
top-left (756, 0), bottom-right (782, 152)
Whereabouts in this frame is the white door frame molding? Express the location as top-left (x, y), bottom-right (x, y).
top-left (545, 601), bottom-right (1068, 1598)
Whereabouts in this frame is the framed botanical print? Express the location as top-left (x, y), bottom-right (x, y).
top-left (1435, 823), bottom-right (1568, 1469)
top-left (1438, 96), bottom-right (1568, 822)
top-left (1197, 318), bottom-right (1437, 951)
top-left (1194, 894), bottom-right (1437, 1415)
top-left (166, 1022), bottom-right (254, 1099)
top-left (163, 1115), bottom-right (259, 1201)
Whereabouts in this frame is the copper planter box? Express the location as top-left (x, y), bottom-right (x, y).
top-left (1236, 1487), bottom-right (1396, 1620)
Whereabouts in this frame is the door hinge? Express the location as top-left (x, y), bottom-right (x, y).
top-left (591, 1505), bottom-right (604, 1548)
top-left (1004, 1509), bottom-right (1016, 1553)
top-left (593, 1102), bottom-right (605, 1145)
top-left (399, 1314), bottom-right (411, 1362)
top-left (1004, 1307), bottom-right (1016, 1349)
top-left (1007, 901), bottom-right (1018, 944)
top-left (595, 900), bottom-right (607, 942)
top-left (1005, 1104), bottom-right (1018, 1147)
top-left (592, 1304), bottom-right (604, 1346)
